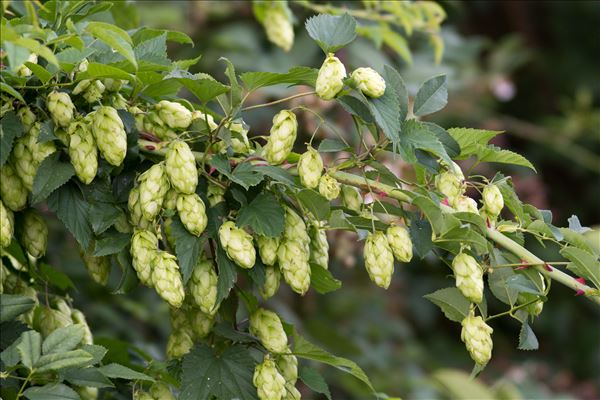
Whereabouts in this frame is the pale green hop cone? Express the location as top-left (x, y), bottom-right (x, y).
top-left (341, 185), bottom-right (362, 212)
top-left (0, 201), bottom-right (14, 248)
top-left (165, 140), bottom-right (198, 194)
top-left (11, 123), bottom-right (56, 190)
top-left (139, 163), bottom-right (170, 220)
top-left (128, 186), bottom-right (153, 230)
top-left (386, 225), bottom-right (413, 263)
top-left (264, 110), bottom-right (297, 165)
top-left (76, 386), bottom-right (98, 400)
top-left (309, 225), bottom-right (329, 269)
top-left (17, 106), bottom-right (36, 133)
top-left (156, 100), bottom-right (192, 129)
top-left (149, 382), bottom-right (175, 400)
top-left (47, 91), bottom-right (74, 127)
top-left (143, 110), bottom-right (177, 141)
top-left (461, 313), bottom-right (493, 365)
top-left (260, 265), bottom-right (281, 299)
top-left (177, 193), bottom-right (208, 236)
top-left (284, 382), bottom-right (301, 400)
top-left (71, 309), bottom-right (94, 345)
top-left (316, 53), bottom-right (346, 100)
top-left (131, 229), bottom-right (159, 286)
top-left (219, 221), bottom-right (256, 269)
top-left (189, 256), bottom-right (219, 315)
top-left (189, 307), bottom-right (215, 339)
top-left (277, 240), bottom-right (311, 295)
top-left (253, 356), bottom-right (287, 400)
top-left (21, 209), bottom-right (48, 259)
top-left (351, 67), bottom-right (386, 98)
top-left (483, 184), bottom-right (504, 218)
top-left (166, 329), bottom-right (194, 359)
top-left (91, 106), bottom-right (127, 166)
top-left (257, 235), bottom-right (280, 266)
top-left (262, 6), bottom-right (294, 52)
top-left (152, 251), bottom-right (185, 308)
top-left (318, 174), bottom-right (341, 200)
top-left (68, 119), bottom-right (98, 184)
top-left (81, 250), bottom-right (111, 286)
top-left (276, 350), bottom-right (298, 384)
top-left (32, 305), bottom-right (72, 338)
top-left (452, 195), bottom-right (479, 214)
top-left (72, 79), bottom-right (105, 103)
top-left (0, 163), bottom-right (28, 211)
top-left (298, 147), bottom-right (323, 189)
top-left (250, 307), bottom-right (288, 353)
top-left (435, 171), bottom-right (464, 202)
top-left (452, 252), bottom-right (484, 303)
top-left (162, 188), bottom-right (178, 211)
top-left (364, 231), bottom-right (394, 289)
top-left (283, 206), bottom-right (310, 251)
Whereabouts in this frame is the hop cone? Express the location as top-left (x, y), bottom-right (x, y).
top-left (17, 53), bottom-right (37, 77)
top-left (17, 106), bottom-right (36, 133)
top-left (0, 163), bottom-right (28, 211)
top-left (81, 250), bottom-right (111, 286)
top-left (219, 221), bottom-right (256, 269)
top-left (452, 195), bottom-right (479, 214)
top-left (435, 171), bottom-right (463, 202)
top-left (143, 110), bottom-right (177, 141)
top-left (165, 140), bottom-right (197, 194)
top-left (71, 309), bottom-right (94, 345)
top-left (156, 100), bottom-right (192, 129)
top-left (128, 187), bottom-right (152, 230)
top-left (107, 93), bottom-right (128, 110)
top-left (189, 257), bottom-right (218, 315)
top-left (21, 209), bottom-right (48, 259)
top-left (76, 386), bottom-right (98, 400)
top-left (103, 78), bottom-right (124, 92)
top-left (91, 106), bottom-right (127, 166)
top-left (177, 193), bottom-right (207, 236)
top-left (318, 174), bottom-right (340, 200)
top-left (131, 229), bottom-right (159, 286)
top-left (73, 79), bottom-right (105, 103)
top-left (133, 390), bottom-right (153, 400)
top-left (386, 225), bottom-right (413, 263)
top-left (129, 105), bottom-right (145, 132)
top-left (483, 184), bottom-right (504, 218)
top-left (139, 163), bottom-right (169, 220)
top-left (452, 252), bottom-right (483, 303)
top-left (206, 181), bottom-right (225, 206)
top-left (364, 231), bottom-right (394, 289)
top-left (284, 382), bottom-right (301, 400)
top-left (341, 185), bottom-right (362, 212)
top-left (283, 206), bottom-right (310, 251)
top-left (47, 91), bottom-right (74, 127)
top-left (166, 329), bottom-right (194, 359)
top-left (351, 67), bottom-right (386, 98)
top-left (276, 350), bottom-right (298, 384)
top-left (309, 225), bottom-right (329, 269)
top-left (264, 110), bottom-right (297, 165)
top-left (262, 6), bottom-right (294, 52)
top-left (250, 308), bottom-right (288, 353)
top-left (519, 292), bottom-right (544, 317)
top-left (68, 119), bottom-right (98, 184)
top-left (11, 123), bottom-right (56, 190)
top-left (189, 307), bottom-right (215, 339)
top-left (260, 265), bottom-right (281, 299)
top-left (1, 201), bottom-right (15, 248)
top-left (298, 147), bottom-right (323, 189)
top-left (163, 188), bottom-right (178, 211)
top-left (191, 110), bottom-right (218, 132)
top-left (152, 251), bottom-right (185, 308)
top-left (253, 356), bottom-right (287, 400)
top-left (149, 382), bottom-right (175, 400)
top-left (461, 313), bottom-right (493, 365)
top-left (33, 305), bottom-right (72, 337)
top-left (257, 235), bottom-right (280, 266)
top-left (316, 53), bottom-right (346, 100)
top-left (277, 240), bottom-right (311, 295)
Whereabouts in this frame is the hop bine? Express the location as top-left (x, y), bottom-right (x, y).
top-left (250, 308), bottom-right (289, 353)
top-left (165, 140), bottom-right (198, 194)
top-left (152, 251), bottom-right (185, 308)
top-left (138, 163), bottom-right (170, 220)
top-left (253, 355), bottom-right (287, 400)
top-left (452, 252), bottom-right (484, 304)
top-left (68, 119), bottom-right (98, 184)
top-left (318, 174), bottom-right (341, 200)
top-left (262, 6), bottom-right (294, 52)
top-left (21, 209), bottom-right (48, 259)
top-left (46, 91), bottom-right (74, 127)
top-left (386, 225), bottom-right (413, 263)
top-left (0, 163), bottom-right (28, 211)
top-left (316, 53), bottom-right (346, 100)
top-left (298, 147), bottom-right (323, 189)
top-left (189, 257), bottom-right (219, 315)
top-left (461, 313), bottom-right (493, 366)
top-left (351, 67), bottom-right (386, 98)
top-left (219, 221), bottom-right (256, 269)
top-left (156, 100), bottom-right (192, 129)
top-left (364, 231), bottom-right (394, 289)
top-left (91, 106), bottom-right (127, 166)
top-left (177, 193), bottom-right (208, 236)
top-left (264, 110), bottom-right (297, 165)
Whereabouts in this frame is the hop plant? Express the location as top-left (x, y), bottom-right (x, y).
top-left (21, 209), bottom-right (48, 259)
top-left (435, 171), bottom-right (464, 202)
top-left (264, 110), bottom-right (297, 165)
top-left (46, 91), bottom-right (74, 127)
top-left (318, 174), bottom-right (341, 200)
top-left (341, 185), bottom-right (362, 212)
top-left (81, 250), bottom-right (111, 286)
top-left (165, 140), bottom-right (198, 194)
top-left (262, 6), bottom-right (294, 52)
top-left (482, 184), bottom-right (504, 218)
top-left (189, 257), bottom-right (219, 315)
top-left (206, 181), bottom-right (226, 206)
top-left (257, 235), bottom-right (280, 266)
top-left (0, 201), bottom-right (14, 248)
top-left (0, 163), bottom-right (28, 211)
top-left (364, 231), bottom-right (394, 289)
top-left (253, 356), bottom-right (287, 400)
top-left (139, 163), bottom-right (170, 220)
top-left (72, 79), bottom-right (105, 103)
top-left (131, 229), bottom-right (159, 286)
top-left (452, 195), bottom-right (479, 214)
top-left (128, 187), bottom-right (152, 230)
top-left (276, 350), bottom-right (298, 384)
top-left (461, 313), bottom-right (493, 366)
top-left (219, 221), bottom-right (256, 269)
top-left (152, 251), bottom-right (185, 308)
top-left (298, 147), bottom-right (323, 189)
top-left (351, 67), bottom-right (386, 98)
top-left (177, 193), bottom-right (208, 236)
top-left (250, 308), bottom-right (288, 353)
top-left (309, 224), bottom-right (329, 269)
top-left (386, 225), bottom-right (413, 263)
top-left (91, 106), bottom-right (127, 166)
top-left (277, 240), bottom-right (311, 295)
top-left (156, 100), bottom-right (192, 129)
top-left (260, 265), bottom-right (281, 299)
top-left (68, 119), bottom-right (98, 184)
top-left (452, 252), bottom-right (484, 303)
top-left (17, 106), bottom-right (36, 132)
top-left (283, 206), bottom-right (310, 247)
top-left (316, 53), bottom-right (346, 100)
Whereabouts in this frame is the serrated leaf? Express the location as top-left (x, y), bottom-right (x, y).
top-left (42, 325), bottom-right (85, 355)
top-left (297, 189), bottom-right (331, 221)
top-left (254, 165), bottom-right (295, 186)
top-left (31, 154), bottom-right (75, 204)
top-left (336, 95), bottom-right (373, 123)
top-left (220, 57), bottom-right (242, 109)
top-left (383, 65), bottom-right (409, 122)
top-left (176, 77), bottom-right (229, 103)
top-left (180, 344), bottom-right (257, 400)
top-left (382, 26), bottom-right (412, 65)
top-left (62, 367), bottom-right (114, 388)
top-left (113, 247), bottom-right (139, 294)
top-left (88, 202), bottom-right (123, 235)
top-left (231, 163), bottom-right (264, 189)
top-left (1, 82), bottom-right (25, 102)
top-left (310, 264), bottom-right (341, 294)
top-left (496, 179), bottom-right (527, 223)
top-left (447, 128), bottom-right (503, 159)
top-left (422, 122), bottom-right (460, 159)
top-left (47, 183), bottom-right (93, 249)
top-left (413, 74), bottom-right (447, 116)
top-left (424, 287), bottom-right (471, 322)
top-left (81, 344), bottom-right (108, 365)
top-left (170, 217), bottom-right (205, 284)
top-left (17, 331), bottom-right (42, 369)
top-left (399, 120), bottom-right (453, 168)
top-left (93, 232), bottom-right (131, 257)
top-left (0, 294), bottom-right (36, 322)
top-left (216, 246), bottom-right (238, 305)
top-left (367, 78), bottom-right (401, 144)
top-left (86, 21), bottom-right (137, 68)
top-left (506, 275), bottom-right (543, 296)
top-left (78, 62), bottom-right (133, 81)
top-left (132, 27), bottom-right (193, 46)
top-left (318, 138), bottom-right (352, 153)
top-left (1, 333), bottom-right (23, 367)
top-left (34, 349), bottom-right (93, 372)
top-left (237, 193), bottom-right (284, 237)
top-left (305, 13), bottom-right (357, 53)
top-left (25, 62), bottom-right (53, 83)
top-left (98, 363), bottom-right (154, 381)
top-left (38, 120), bottom-right (56, 143)
top-left (299, 366), bottom-right (332, 400)
top-left (474, 144), bottom-right (536, 171)
top-left (518, 322), bottom-right (539, 350)
top-left (560, 247), bottom-right (600, 289)
top-left (23, 383), bottom-right (79, 400)
top-left (409, 214), bottom-right (433, 258)
top-left (0, 111), bottom-right (23, 167)
top-left (240, 66), bottom-right (318, 92)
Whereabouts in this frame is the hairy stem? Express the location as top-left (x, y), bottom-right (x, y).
top-left (241, 91), bottom-right (316, 112)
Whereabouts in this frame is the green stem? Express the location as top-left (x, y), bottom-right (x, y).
top-left (241, 91), bottom-right (316, 112)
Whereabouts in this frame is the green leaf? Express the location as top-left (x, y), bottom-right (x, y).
top-left (336, 95), bottom-right (373, 123)
top-left (170, 217), bottom-right (206, 284)
top-left (367, 78), bottom-right (401, 144)
top-left (23, 383), bottom-right (80, 400)
top-left (297, 189), bottom-right (331, 221)
top-left (34, 349), bottom-right (93, 372)
top-left (17, 331), bottom-right (42, 369)
top-left (432, 370), bottom-right (495, 400)
top-left (446, 128), bottom-right (502, 159)
top-left (176, 77), bottom-right (229, 103)
top-left (220, 57), bottom-right (242, 110)
top-left (240, 67), bottom-right (318, 91)
top-left (47, 183), bottom-right (93, 249)
top-left (399, 120), bottom-right (453, 169)
top-left (42, 325), bottom-right (85, 354)
top-left (0, 294), bottom-right (36, 322)
top-left (254, 165), bottom-right (295, 186)
top-left (310, 264), bottom-right (342, 294)
top-left (231, 163), bottom-right (265, 190)
top-left (413, 74), bottom-right (447, 116)
top-left (299, 366), bottom-right (332, 400)
top-left (62, 367), bottom-right (114, 388)
top-left (318, 138), bottom-right (351, 153)
top-left (78, 62), bottom-right (133, 81)
top-left (506, 275), bottom-right (543, 296)
top-left (1, 333), bottom-right (23, 367)
top-left (237, 193), bottom-right (285, 237)
top-left (180, 344), bottom-right (256, 400)
top-left (424, 287), bottom-right (471, 322)
top-left (0, 111), bottom-right (23, 167)
top-left (81, 344), bottom-right (108, 366)
top-left (422, 122), bottom-right (460, 159)
top-left (98, 363), bottom-right (154, 381)
top-left (383, 65), bottom-right (409, 122)
top-left (38, 120), bottom-right (57, 143)
top-left (93, 232), bottom-right (131, 257)
top-left (474, 144), bottom-right (536, 171)
top-left (88, 202), bottom-right (123, 235)
top-left (1, 82), bottom-right (26, 102)
top-left (560, 247), bottom-right (600, 289)
top-left (85, 21), bottom-right (137, 69)
top-left (488, 254), bottom-right (518, 306)
top-left (132, 28), bottom-right (193, 46)
top-left (567, 215), bottom-right (591, 234)
top-left (496, 179), bottom-right (527, 223)
top-left (436, 226), bottom-right (488, 255)
top-left (24, 62), bottom-right (53, 84)
top-left (31, 154), bottom-right (76, 204)
top-left (382, 26), bottom-right (412, 65)
top-left (409, 214), bottom-right (433, 258)
top-left (39, 263), bottom-right (75, 291)
top-left (216, 246), bottom-right (238, 305)
top-left (305, 13), bottom-right (357, 53)
top-left (518, 322), bottom-right (539, 350)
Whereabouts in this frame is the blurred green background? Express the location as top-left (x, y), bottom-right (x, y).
top-left (53, 1), bottom-right (600, 399)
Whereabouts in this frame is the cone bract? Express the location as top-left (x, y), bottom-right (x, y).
top-left (250, 308), bottom-right (288, 353)
top-left (435, 171), bottom-right (463, 201)
top-left (21, 209), bottom-right (48, 259)
top-left (152, 251), bottom-right (185, 308)
top-left (277, 240), bottom-right (311, 295)
top-left (254, 356), bottom-right (287, 400)
top-left (128, 187), bottom-right (152, 230)
top-left (0, 201), bottom-right (14, 248)
top-left (452, 195), bottom-right (479, 214)
top-left (341, 185), bottom-right (362, 212)
top-left (483, 184), bottom-right (504, 218)
top-left (318, 174), bottom-right (340, 200)
top-left (0, 163), bottom-right (28, 211)
top-left (139, 163), bottom-right (169, 220)
top-left (189, 257), bottom-right (219, 315)
top-left (47, 91), bottom-right (74, 127)
top-left (131, 229), bottom-right (159, 286)
top-left (17, 106), bottom-right (36, 133)
top-left (207, 181), bottom-right (226, 206)
top-left (156, 100), bottom-right (192, 129)
top-left (309, 225), bottom-right (329, 269)
top-left (276, 350), bottom-right (298, 384)
top-left (68, 120), bottom-right (98, 184)
top-left (257, 235), bottom-right (280, 266)
top-left (260, 266), bottom-right (281, 299)
top-left (351, 67), bottom-right (386, 98)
